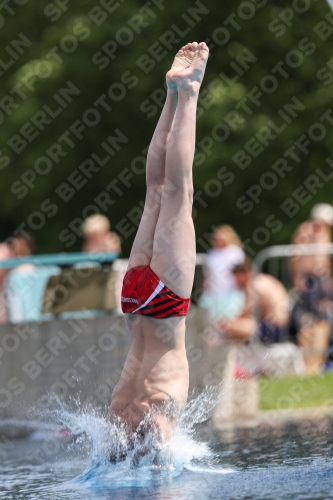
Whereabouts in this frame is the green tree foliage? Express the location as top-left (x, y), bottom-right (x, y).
top-left (1, 0), bottom-right (333, 255)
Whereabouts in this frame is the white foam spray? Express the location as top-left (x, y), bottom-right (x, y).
top-left (44, 384), bottom-right (231, 488)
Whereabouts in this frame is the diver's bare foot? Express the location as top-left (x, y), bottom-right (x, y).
top-left (166, 42), bottom-right (198, 92)
top-left (166, 42), bottom-right (209, 94)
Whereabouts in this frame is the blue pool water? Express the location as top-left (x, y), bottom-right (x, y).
top-left (0, 396), bottom-right (332, 500)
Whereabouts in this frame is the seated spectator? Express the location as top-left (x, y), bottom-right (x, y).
top-left (290, 203), bottom-right (333, 373)
top-left (0, 234), bottom-right (36, 324)
top-left (199, 225), bottom-right (245, 319)
top-left (217, 258), bottom-right (289, 344)
top-left (5, 234), bottom-right (38, 323)
top-left (290, 203), bottom-right (333, 291)
top-left (0, 242), bottom-right (11, 323)
top-left (82, 215), bottom-right (121, 254)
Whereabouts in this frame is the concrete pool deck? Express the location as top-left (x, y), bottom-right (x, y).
top-left (213, 406), bottom-right (333, 434)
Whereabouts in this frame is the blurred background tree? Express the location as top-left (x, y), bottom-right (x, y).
top-left (1, 0), bottom-right (333, 256)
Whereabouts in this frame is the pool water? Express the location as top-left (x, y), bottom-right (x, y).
top-left (0, 406), bottom-right (332, 499)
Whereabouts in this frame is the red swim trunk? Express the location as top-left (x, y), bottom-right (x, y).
top-left (121, 266), bottom-right (190, 318)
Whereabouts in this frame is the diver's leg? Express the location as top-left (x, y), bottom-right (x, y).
top-left (150, 42), bottom-right (209, 297)
top-left (126, 90), bottom-right (177, 269)
top-left (109, 50), bottom-right (185, 423)
top-left (127, 43), bottom-right (201, 269)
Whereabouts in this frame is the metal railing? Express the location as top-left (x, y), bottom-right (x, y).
top-left (255, 243), bottom-right (333, 274)
top-left (0, 251), bottom-right (119, 270)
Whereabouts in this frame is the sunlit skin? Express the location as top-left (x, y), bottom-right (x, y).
top-left (218, 268), bottom-right (289, 340)
top-left (291, 219), bottom-right (332, 290)
top-left (108, 42), bottom-right (209, 444)
top-left (83, 229), bottom-right (121, 254)
top-left (0, 243), bottom-right (11, 283)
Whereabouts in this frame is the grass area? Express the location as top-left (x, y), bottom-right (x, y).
top-left (259, 371), bottom-right (333, 411)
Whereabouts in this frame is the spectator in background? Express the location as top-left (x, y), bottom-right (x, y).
top-left (8, 233), bottom-right (35, 259)
top-left (0, 242), bottom-right (11, 323)
top-left (290, 203), bottom-right (333, 291)
top-left (0, 233), bottom-right (36, 324)
top-left (217, 257), bottom-right (289, 344)
top-left (199, 225), bottom-right (245, 320)
top-left (290, 203), bottom-right (333, 373)
top-left (6, 233), bottom-right (37, 323)
top-left (82, 214), bottom-right (121, 254)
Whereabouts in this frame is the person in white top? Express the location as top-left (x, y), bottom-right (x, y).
top-left (200, 225), bottom-right (245, 319)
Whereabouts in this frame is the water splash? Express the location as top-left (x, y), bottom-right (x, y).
top-left (45, 384), bottom-right (227, 488)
